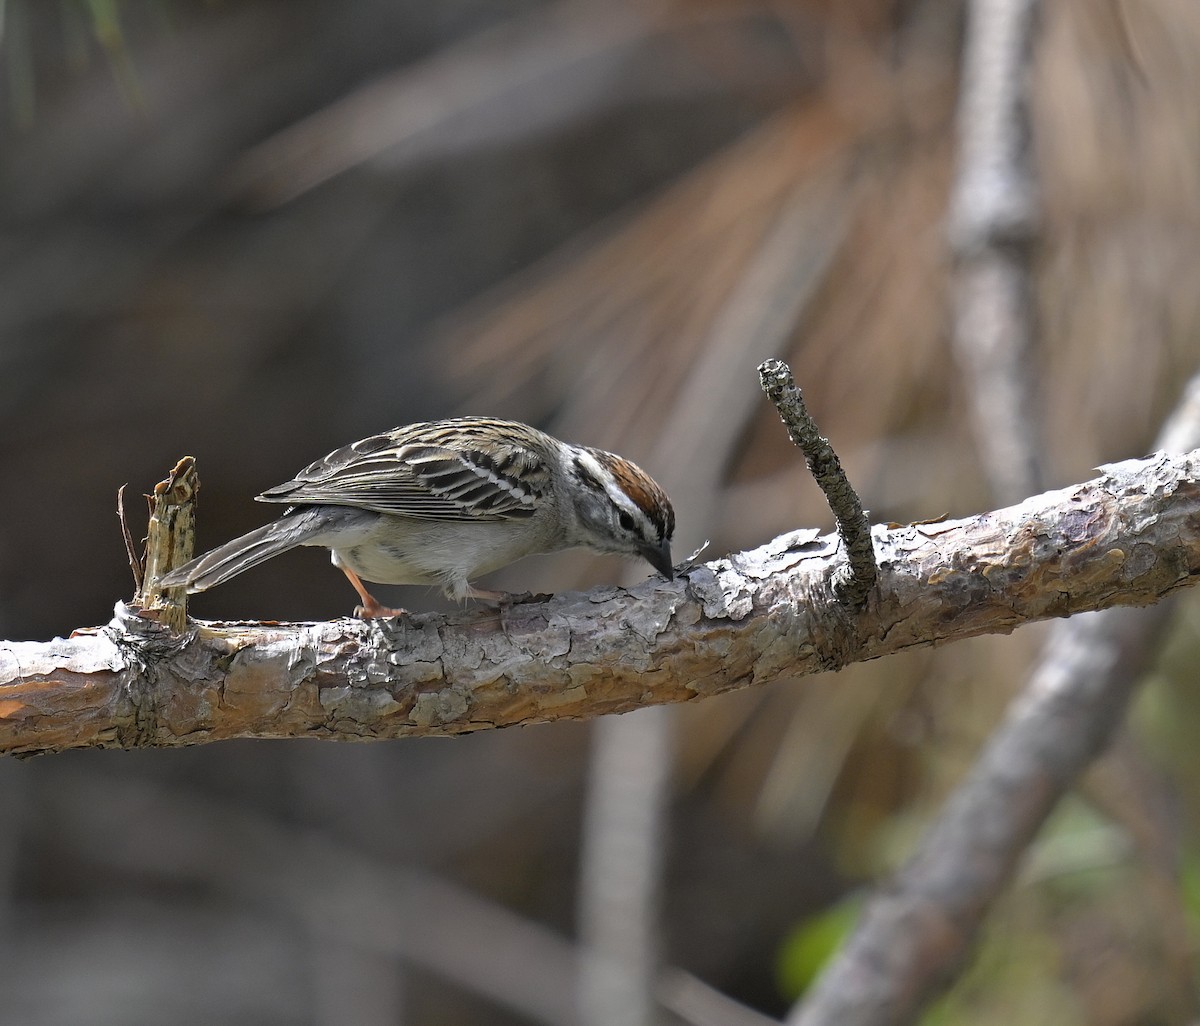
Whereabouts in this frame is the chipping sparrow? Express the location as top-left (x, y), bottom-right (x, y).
top-left (161, 417), bottom-right (675, 617)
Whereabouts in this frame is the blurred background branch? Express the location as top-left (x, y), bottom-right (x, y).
top-left (948, 0), bottom-right (1043, 503)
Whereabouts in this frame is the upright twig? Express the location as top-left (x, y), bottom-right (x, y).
top-left (758, 359), bottom-right (877, 606)
top-left (134, 456), bottom-right (198, 634)
top-left (117, 483), bottom-right (144, 594)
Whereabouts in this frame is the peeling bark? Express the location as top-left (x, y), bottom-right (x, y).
top-left (3, 449), bottom-right (1199, 757)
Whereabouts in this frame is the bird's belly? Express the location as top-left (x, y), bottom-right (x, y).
top-left (331, 518), bottom-right (549, 588)
top-left (332, 544), bottom-right (440, 587)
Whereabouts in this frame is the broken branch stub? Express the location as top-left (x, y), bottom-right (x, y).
top-left (134, 456), bottom-right (199, 633)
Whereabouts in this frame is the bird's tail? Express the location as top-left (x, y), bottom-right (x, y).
top-left (160, 518), bottom-right (307, 594)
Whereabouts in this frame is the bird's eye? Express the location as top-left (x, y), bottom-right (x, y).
top-left (618, 510), bottom-right (636, 532)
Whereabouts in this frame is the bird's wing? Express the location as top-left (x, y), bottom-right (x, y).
top-left (256, 420), bottom-right (551, 521)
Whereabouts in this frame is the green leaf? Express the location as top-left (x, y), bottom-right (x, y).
top-left (775, 893), bottom-right (863, 1001)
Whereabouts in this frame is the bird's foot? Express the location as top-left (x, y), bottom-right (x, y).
top-left (341, 566), bottom-right (407, 618)
top-left (353, 599), bottom-right (409, 619)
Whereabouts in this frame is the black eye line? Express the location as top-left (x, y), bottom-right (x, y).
top-left (572, 457), bottom-right (605, 493)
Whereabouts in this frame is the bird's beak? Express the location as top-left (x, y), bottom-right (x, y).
top-left (642, 539), bottom-right (675, 580)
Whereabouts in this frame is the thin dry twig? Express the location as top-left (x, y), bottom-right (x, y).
top-left (758, 358), bottom-right (877, 606)
top-left (116, 483), bottom-right (143, 594)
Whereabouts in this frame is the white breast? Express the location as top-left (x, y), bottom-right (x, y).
top-left (327, 515), bottom-right (560, 601)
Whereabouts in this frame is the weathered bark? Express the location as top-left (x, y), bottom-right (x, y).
top-left (3, 449), bottom-right (1199, 757)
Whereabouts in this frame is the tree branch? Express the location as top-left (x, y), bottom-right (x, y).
top-left (4, 448), bottom-right (1200, 757)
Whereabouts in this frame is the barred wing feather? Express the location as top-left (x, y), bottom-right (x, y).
top-left (256, 428), bottom-right (549, 522)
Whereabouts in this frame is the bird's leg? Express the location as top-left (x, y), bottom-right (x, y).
top-left (340, 566), bottom-right (407, 618)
